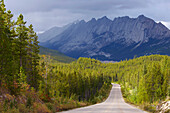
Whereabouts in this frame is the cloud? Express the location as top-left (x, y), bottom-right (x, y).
top-left (23, 9), bottom-right (83, 31)
top-left (5, 0), bottom-right (149, 14)
top-left (4, 0), bottom-right (170, 32)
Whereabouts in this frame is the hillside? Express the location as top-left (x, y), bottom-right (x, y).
top-left (39, 15), bottom-right (170, 61)
top-left (39, 46), bottom-right (76, 63)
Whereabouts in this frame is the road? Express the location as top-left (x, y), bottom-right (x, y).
top-left (60, 84), bottom-right (147, 113)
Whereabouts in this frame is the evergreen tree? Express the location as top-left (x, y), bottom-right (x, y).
top-left (0, 0), bottom-right (13, 87)
top-left (27, 24), bottom-right (40, 89)
top-left (15, 14), bottom-right (29, 68)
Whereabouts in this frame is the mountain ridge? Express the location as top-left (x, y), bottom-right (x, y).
top-left (39, 46), bottom-right (76, 63)
top-left (39, 15), bottom-right (170, 61)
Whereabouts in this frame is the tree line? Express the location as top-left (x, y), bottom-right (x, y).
top-left (38, 55), bottom-right (169, 106)
top-left (0, 0), bottom-right (40, 94)
top-left (39, 56), bottom-right (111, 103)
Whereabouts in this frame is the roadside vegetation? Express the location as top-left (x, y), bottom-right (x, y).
top-left (0, 1), bottom-right (169, 113)
top-left (117, 55), bottom-right (170, 112)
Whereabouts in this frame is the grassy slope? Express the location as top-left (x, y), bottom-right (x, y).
top-left (39, 46), bottom-right (76, 63)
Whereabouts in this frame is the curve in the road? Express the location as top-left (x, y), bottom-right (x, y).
top-left (60, 84), bottom-right (147, 113)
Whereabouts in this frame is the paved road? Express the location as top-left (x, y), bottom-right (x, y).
top-left (60, 84), bottom-right (147, 113)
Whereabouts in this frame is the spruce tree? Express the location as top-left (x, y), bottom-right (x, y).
top-left (15, 14), bottom-right (29, 68)
top-left (0, 0), bottom-right (13, 87)
top-left (28, 24), bottom-right (40, 89)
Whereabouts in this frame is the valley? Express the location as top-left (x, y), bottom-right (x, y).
top-left (0, 1), bottom-right (170, 113)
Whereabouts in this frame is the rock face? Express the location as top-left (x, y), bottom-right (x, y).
top-left (38, 24), bottom-right (71, 42)
top-left (39, 15), bottom-right (170, 61)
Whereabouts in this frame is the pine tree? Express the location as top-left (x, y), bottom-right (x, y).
top-left (160, 57), bottom-right (169, 99)
top-left (137, 74), bottom-right (149, 103)
top-left (26, 24), bottom-right (34, 81)
top-left (15, 14), bottom-right (29, 68)
top-left (0, 0), bottom-right (13, 87)
top-left (26, 24), bottom-right (40, 89)
top-left (18, 66), bottom-right (27, 91)
top-left (0, 0), bottom-right (7, 86)
top-left (31, 30), bottom-right (40, 89)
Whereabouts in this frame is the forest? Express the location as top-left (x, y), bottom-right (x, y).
top-left (0, 1), bottom-right (169, 113)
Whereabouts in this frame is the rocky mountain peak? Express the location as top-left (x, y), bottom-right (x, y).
top-left (39, 15), bottom-right (170, 61)
top-left (88, 18), bottom-right (96, 24)
top-left (78, 20), bottom-right (86, 24)
top-left (137, 14), bottom-right (153, 22)
top-left (97, 16), bottom-right (111, 22)
top-left (91, 18), bottom-right (96, 21)
top-left (100, 16), bottom-right (109, 19)
top-left (113, 16), bottom-right (130, 21)
top-left (137, 14), bottom-right (146, 19)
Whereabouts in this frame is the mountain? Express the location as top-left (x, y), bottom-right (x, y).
top-left (39, 46), bottom-right (76, 63)
top-left (38, 24), bottom-right (71, 42)
top-left (39, 15), bottom-right (170, 61)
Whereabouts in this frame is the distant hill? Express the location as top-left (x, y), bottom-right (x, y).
top-left (39, 46), bottom-right (76, 63)
top-left (39, 15), bottom-right (170, 61)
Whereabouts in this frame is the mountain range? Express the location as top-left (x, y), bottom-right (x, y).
top-left (39, 15), bottom-right (170, 61)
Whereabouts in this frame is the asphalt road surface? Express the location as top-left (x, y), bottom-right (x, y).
top-left (60, 84), bottom-right (147, 113)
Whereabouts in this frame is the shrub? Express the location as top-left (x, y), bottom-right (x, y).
top-left (3, 99), bottom-right (9, 111)
top-left (9, 99), bottom-right (18, 109)
top-left (26, 96), bottom-right (32, 108)
top-left (6, 108), bottom-right (19, 113)
top-left (33, 102), bottom-right (51, 113)
top-left (46, 102), bottom-right (56, 113)
top-left (18, 104), bottom-right (29, 113)
top-left (0, 103), bottom-right (3, 112)
top-left (142, 103), bottom-right (156, 112)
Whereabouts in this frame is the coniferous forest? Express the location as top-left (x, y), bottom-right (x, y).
top-left (0, 1), bottom-right (169, 113)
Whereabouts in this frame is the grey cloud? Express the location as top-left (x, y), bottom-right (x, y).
top-left (5, 0), bottom-right (170, 32)
top-left (5, 0), bottom-right (149, 14)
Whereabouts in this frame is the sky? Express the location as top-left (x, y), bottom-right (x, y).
top-left (4, 0), bottom-right (170, 33)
